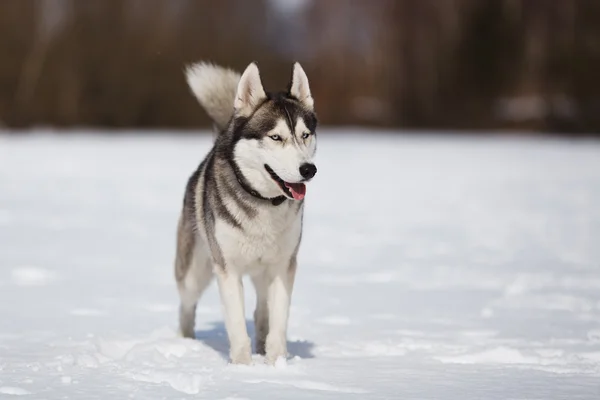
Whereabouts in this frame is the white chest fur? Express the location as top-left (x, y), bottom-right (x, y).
top-left (214, 202), bottom-right (303, 274)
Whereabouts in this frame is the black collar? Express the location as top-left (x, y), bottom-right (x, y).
top-left (231, 163), bottom-right (286, 206)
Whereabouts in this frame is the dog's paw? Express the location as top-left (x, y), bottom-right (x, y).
top-left (229, 337), bottom-right (252, 365)
top-left (255, 338), bottom-right (266, 356)
top-left (265, 334), bottom-right (287, 365)
top-left (178, 326), bottom-right (196, 339)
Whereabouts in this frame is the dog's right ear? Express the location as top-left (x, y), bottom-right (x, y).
top-left (234, 62), bottom-right (267, 117)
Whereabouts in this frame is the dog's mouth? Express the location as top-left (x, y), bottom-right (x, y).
top-left (264, 164), bottom-right (306, 201)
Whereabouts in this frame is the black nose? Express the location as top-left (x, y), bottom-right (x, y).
top-left (299, 163), bottom-right (317, 180)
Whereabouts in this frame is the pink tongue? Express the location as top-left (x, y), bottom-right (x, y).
top-left (284, 182), bottom-right (306, 200)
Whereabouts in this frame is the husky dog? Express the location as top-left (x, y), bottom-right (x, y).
top-left (174, 61), bottom-right (318, 365)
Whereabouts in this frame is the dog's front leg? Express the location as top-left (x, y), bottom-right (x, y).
top-left (265, 259), bottom-right (297, 364)
top-left (216, 268), bottom-right (251, 364)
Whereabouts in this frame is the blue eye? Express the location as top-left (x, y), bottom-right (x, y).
top-left (302, 132), bottom-right (311, 139)
top-left (270, 135), bottom-right (282, 141)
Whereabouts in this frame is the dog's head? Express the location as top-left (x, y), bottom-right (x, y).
top-left (229, 62), bottom-right (318, 201)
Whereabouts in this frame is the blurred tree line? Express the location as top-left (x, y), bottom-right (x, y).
top-left (0, 0), bottom-right (599, 134)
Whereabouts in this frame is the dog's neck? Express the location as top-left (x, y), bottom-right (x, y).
top-left (232, 165), bottom-right (286, 206)
top-left (217, 153), bottom-right (286, 206)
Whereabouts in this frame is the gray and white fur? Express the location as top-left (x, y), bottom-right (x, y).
top-left (174, 60), bottom-right (318, 365)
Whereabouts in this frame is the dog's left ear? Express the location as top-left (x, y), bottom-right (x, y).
top-left (289, 62), bottom-right (314, 109)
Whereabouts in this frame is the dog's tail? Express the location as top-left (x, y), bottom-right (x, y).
top-left (185, 61), bottom-right (241, 132)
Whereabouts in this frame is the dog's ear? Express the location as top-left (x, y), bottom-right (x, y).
top-left (289, 62), bottom-right (314, 109)
top-left (234, 62), bottom-right (267, 117)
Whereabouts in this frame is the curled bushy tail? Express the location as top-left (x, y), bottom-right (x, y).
top-left (185, 62), bottom-right (241, 131)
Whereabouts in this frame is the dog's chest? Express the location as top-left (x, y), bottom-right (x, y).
top-left (216, 204), bottom-right (302, 272)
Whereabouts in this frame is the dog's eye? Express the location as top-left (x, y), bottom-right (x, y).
top-left (270, 135), bottom-right (282, 141)
top-left (302, 132), bottom-right (311, 139)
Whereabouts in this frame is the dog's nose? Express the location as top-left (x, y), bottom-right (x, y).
top-left (299, 163), bottom-right (317, 180)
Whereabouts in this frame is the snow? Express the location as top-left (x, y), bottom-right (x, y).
top-left (1, 129), bottom-right (599, 399)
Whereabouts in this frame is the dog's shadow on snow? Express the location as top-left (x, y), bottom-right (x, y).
top-left (194, 320), bottom-right (316, 360)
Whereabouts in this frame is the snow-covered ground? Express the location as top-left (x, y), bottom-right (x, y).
top-left (1, 129), bottom-right (599, 399)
